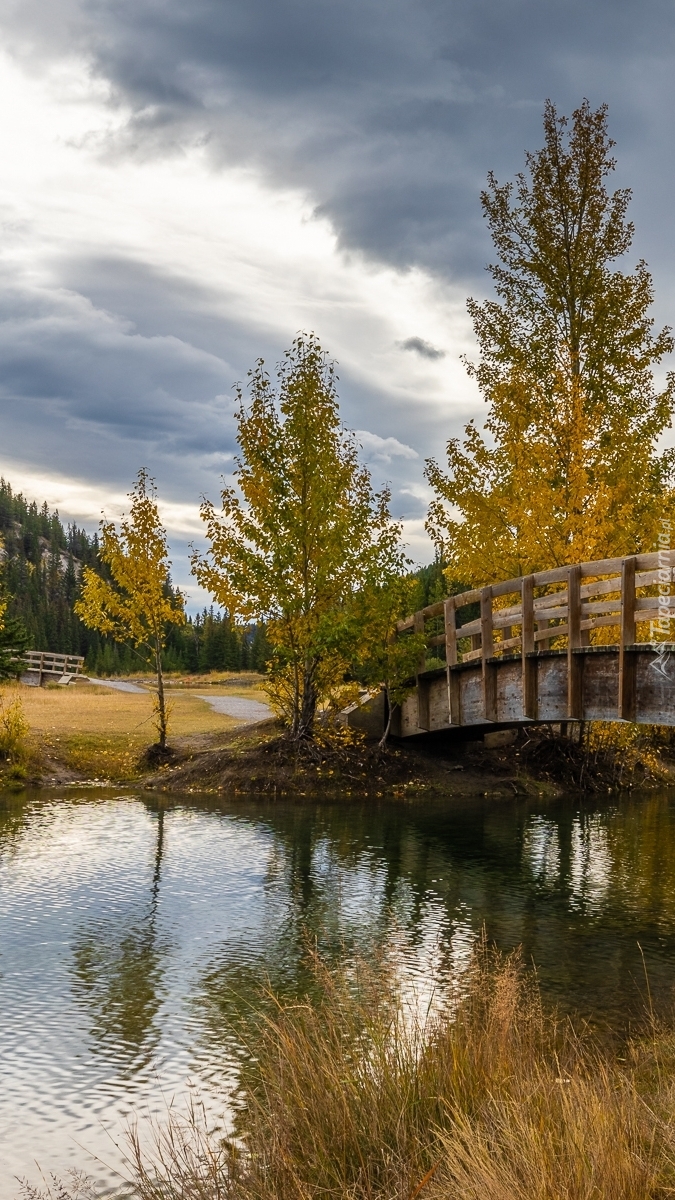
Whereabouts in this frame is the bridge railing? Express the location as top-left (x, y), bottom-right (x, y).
top-left (23, 651), bottom-right (85, 683)
top-left (398, 551), bottom-right (675, 723)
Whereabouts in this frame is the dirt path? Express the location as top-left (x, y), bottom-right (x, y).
top-left (196, 694), bottom-right (273, 722)
top-left (84, 676), bottom-right (149, 694)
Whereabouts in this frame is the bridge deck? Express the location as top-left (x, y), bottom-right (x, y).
top-left (394, 551), bottom-right (675, 736)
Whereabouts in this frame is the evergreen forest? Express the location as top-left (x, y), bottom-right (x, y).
top-left (0, 478), bottom-right (269, 676)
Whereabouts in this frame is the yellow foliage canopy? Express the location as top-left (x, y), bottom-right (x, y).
top-left (426, 101), bottom-right (675, 588)
top-left (75, 469), bottom-right (184, 747)
top-left (76, 470), bottom-right (184, 649)
top-left (192, 334), bottom-right (406, 738)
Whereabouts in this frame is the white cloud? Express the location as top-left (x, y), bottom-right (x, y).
top-left (0, 48), bottom-right (482, 572)
top-left (400, 517), bottom-right (433, 565)
top-left (355, 429), bottom-right (418, 463)
top-left (0, 459), bottom-right (205, 535)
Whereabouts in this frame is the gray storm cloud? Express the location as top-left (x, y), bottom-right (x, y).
top-left (5, 0), bottom-right (674, 279)
top-left (0, 0), bottom-right (674, 590)
top-left (399, 337), bottom-right (446, 360)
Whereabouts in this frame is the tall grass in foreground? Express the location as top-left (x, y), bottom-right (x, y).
top-left (21, 948), bottom-right (675, 1200)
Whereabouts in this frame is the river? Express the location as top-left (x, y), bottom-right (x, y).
top-left (2, 786), bottom-right (675, 1195)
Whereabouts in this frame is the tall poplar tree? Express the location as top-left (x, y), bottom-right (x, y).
top-left (75, 471), bottom-right (185, 749)
top-left (426, 100), bottom-right (675, 585)
top-left (192, 334), bottom-right (404, 742)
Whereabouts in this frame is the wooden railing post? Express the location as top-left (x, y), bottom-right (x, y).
top-left (414, 610), bottom-right (430, 731)
top-left (619, 555), bottom-right (636, 721)
top-left (521, 574), bottom-right (537, 719)
top-left (481, 586), bottom-right (497, 721)
top-left (444, 596), bottom-right (461, 725)
top-left (567, 564), bottom-right (583, 719)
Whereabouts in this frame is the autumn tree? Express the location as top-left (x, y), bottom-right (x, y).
top-left (426, 100), bottom-right (675, 586)
top-left (192, 334), bottom-right (405, 742)
top-left (75, 470), bottom-right (184, 749)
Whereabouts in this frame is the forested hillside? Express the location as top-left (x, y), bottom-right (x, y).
top-left (0, 479), bottom-right (268, 675)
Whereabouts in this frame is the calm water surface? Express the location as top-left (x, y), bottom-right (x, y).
top-left (3, 786), bottom-right (675, 1195)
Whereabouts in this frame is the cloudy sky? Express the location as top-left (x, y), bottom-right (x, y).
top-left (0, 0), bottom-right (674, 603)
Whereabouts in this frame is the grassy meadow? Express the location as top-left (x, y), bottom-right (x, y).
top-left (0, 674), bottom-right (271, 781)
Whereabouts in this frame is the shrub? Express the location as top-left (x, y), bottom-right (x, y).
top-left (0, 692), bottom-right (29, 763)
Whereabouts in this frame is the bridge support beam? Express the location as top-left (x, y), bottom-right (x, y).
top-left (567, 565), bottom-right (583, 719)
top-left (619, 556), bottom-right (637, 720)
top-left (444, 596), bottom-right (461, 725)
top-left (481, 587), bottom-right (497, 721)
top-left (521, 575), bottom-right (537, 719)
top-left (414, 610), bottom-right (430, 731)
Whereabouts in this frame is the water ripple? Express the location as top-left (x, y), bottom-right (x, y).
top-left (3, 789), bottom-right (675, 1195)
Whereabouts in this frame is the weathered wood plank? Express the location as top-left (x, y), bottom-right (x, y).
top-left (582, 599), bottom-right (621, 615)
top-left (463, 646), bottom-right (483, 662)
top-left (581, 614), bottom-right (620, 631)
top-left (413, 611), bottom-right (426, 672)
top-left (481, 587), bottom-right (497, 721)
top-left (413, 610), bottom-right (430, 729)
top-left (522, 574), bottom-right (537, 719)
top-left (532, 566), bottom-right (571, 586)
top-left (619, 556), bottom-right (636, 720)
top-left (636, 550), bottom-right (675, 571)
top-left (444, 597), bottom-right (457, 667)
top-left (579, 557), bottom-right (624, 577)
top-left (535, 622), bottom-right (568, 643)
top-left (567, 565), bottom-right (583, 718)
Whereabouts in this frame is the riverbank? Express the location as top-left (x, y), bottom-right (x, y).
top-left (140, 719), bottom-right (675, 798)
top-left (0, 676), bottom-right (269, 787)
top-left (2, 675), bottom-right (675, 797)
top-left (139, 719), bottom-right (553, 799)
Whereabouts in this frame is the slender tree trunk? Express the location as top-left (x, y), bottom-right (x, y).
top-left (296, 662), bottom-right (318, 741)
top-left (378, 683), bottom-right (393, 751)
top-left (154, 635), bottom-right (167, 749)
top-left (292, 659), bottom-right (300, 738)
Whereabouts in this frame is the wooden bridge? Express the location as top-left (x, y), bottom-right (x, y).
top-left (21, 651), bottom-right (85, 686)
top-left (391, 551), bottom-right (675, 738)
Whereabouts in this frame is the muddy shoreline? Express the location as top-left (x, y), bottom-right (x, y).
top-left (5, 713), bottom-right (675, 799)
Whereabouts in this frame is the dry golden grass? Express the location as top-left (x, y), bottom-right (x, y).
top-left (21, 946), bottom-right (675, 1200)
top-left (0, 678), bottom-right (267, 780)
top-left (120, 948), bottom-right (675, 1200)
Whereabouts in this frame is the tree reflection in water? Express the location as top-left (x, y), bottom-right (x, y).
top-left (69, 801), bottom-right (168, 1074)
top-left (189, 791), bottom-right (675, 1051)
